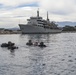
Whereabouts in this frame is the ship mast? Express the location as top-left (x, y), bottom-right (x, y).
top-left (37, 8), bottom-right (39, 18)
top-left (47, 11), bottom-right (49, 21)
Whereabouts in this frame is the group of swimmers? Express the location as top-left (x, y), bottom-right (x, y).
top-left (1, 41), bottom-right (18, 50)
top-left (26, 40), bottom-right (46, 47)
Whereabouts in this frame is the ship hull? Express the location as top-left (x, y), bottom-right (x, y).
top-left (19, 24), bottom-right (62, 34)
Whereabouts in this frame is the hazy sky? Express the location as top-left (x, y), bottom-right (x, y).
top-left (0, 0), bottom-right (76, 28)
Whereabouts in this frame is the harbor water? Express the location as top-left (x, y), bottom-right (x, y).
top-left (0, 33), bottom-right (76, 75)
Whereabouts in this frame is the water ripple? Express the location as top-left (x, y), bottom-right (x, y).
top-left (0, 33), bottom-right (76, 75)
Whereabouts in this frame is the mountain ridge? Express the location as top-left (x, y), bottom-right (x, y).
top-left (57, 21), bottom-right (76, 27)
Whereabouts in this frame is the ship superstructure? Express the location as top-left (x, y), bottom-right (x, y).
top-left (19, 9), bottom-right (62, 34)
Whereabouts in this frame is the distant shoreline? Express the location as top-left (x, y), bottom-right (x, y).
top-left (62, 31), bottom-right (76, 33)
top-left (0, 31), bottom-right (76, 34)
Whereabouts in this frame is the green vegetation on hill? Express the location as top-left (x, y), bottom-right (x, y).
top-left (62, 25), bottom-right (76, 31)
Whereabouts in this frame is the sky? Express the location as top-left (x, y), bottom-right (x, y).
top-left (0, 0), bottom-right (76, 28)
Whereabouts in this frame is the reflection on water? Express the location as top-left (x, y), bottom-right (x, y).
top-left (25, 34), bottom-right (50, 43)
top-left (10, 49), bottom-right (15, 57)
top-left (0, 33), bottom-right (76, 75)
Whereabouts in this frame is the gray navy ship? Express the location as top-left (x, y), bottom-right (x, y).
top-left (19, 9), bottom-right (62, 34)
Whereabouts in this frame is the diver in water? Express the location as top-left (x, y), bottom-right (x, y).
top-left (38, 42), bottom-right (46, 47)
top-left (26, 40), bottom-right (33, 46)
top-left (34, 42), bottom-right (38, 46)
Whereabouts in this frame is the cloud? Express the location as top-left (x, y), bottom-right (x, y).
top-left (39, 0), bottom-right (76, 15)
top-left (0, 0), bottom-right (76, 28)
top-left (18, 2), bottom-right (39, 8)
top-left (0, 0), bottom-right (39, 7)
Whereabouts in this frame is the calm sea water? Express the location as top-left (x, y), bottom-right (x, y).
top-left (0, 33), bottom-right (76, 75)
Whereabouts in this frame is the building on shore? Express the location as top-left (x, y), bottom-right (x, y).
top-left (0, 28), bottom-right (21, 34)
top-left (0, 28), bottom-right (5, 34)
